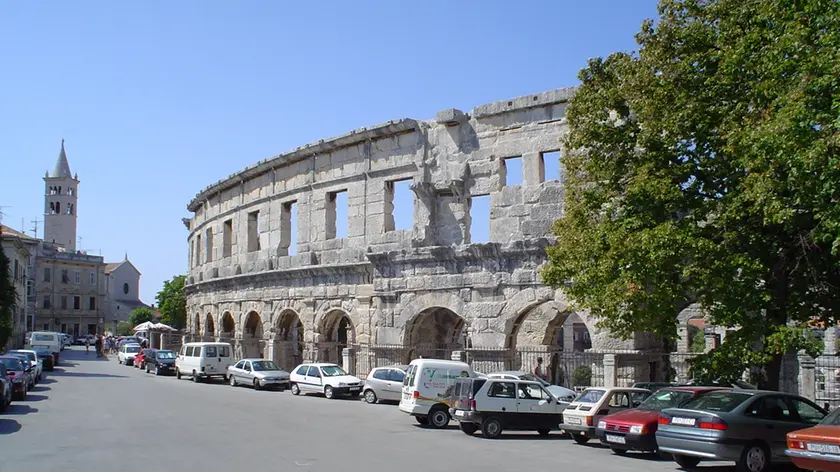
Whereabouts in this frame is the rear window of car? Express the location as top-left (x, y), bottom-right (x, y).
top-left (681, 391), bottom-right (752, 412)
top-left (33, 334), bottom-right (55, 341)
top-left (575, 389), bottom-right (606, 403)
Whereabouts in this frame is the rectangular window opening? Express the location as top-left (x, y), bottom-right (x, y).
top-left (385, 179), bottom-right (414, 232)
top-left (43, 268), bottom-right (51, 282)
top-left (89, 271), bottom-right (95, 285)
top-left (73, 296), bottom-right (81, 310)
top-left (89, 297), bottom-right (96, 310)
top-left (281, 201), bottom-right (298, 256)
top-left (74, 270), bottom-right (80, 284)
top-left (326, 190), bottom-right (348, 240)
top-left (542, 151), bottom-right (562, 183)
top-left (223, 219), bottom-right (233, 258)
top-left (205, 227), bottom-right (213, 263)
top-left (42, 295), bottom-right (50, 309)
top-left (195, 234), bottom-right (202, 264)
top-left (247, 211), bottom-right (260, 252)
top-left (469, 195), bottom-right (491, 243)
top-left (503, 157), bottom-right (523, 186)
top-left (61, 296), bottom-right (68, 310)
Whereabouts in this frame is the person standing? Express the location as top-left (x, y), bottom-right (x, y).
top-left (95, 335), bottom-right (103, 357)
top-left (533, 357), bottom-right (548, 381)
top-left (85, 337), bottom-right (90, 352)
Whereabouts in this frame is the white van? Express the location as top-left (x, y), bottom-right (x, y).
top-left (175, 342), bottom-right (233, 382)
top-left (25, 331), bottom-right (62, 365)
top-left (399, 359), bottom-right (476, 428)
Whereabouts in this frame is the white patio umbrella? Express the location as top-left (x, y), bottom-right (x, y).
top-left (151, 322), bottom-right (177, 332)
top-left (132, 321), bottom-right (155, 332)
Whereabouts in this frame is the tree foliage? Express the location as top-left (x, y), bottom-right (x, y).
top-left (542, 0), bottom-right (840, 388)
top-left (129, 307), bottom-right (155, 326)
top-left (115, 321), bottom-right (134, 337)
top-left (0, 249), bottom-right (17, 350)
top-left (156, 275), bottom-right (186, 330)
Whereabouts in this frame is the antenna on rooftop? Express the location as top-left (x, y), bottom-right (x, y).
top-left (0, 205), bottom-right (9, 225)
top-left (30, 217), bottom-right (43, 238)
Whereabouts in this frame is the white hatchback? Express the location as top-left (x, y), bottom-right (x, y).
top-left (118, 343), bottom-right (142, 366)
top-left (289, 363), bottom-right (363, 399)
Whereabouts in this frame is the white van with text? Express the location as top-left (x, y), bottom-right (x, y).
top-left (399, 359), bottom-right (476, 428)
top-left (175, 342), bottom-right (233, 382)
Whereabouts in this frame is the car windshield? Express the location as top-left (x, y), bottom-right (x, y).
top-left (320, 365), bottom-right (348, 377)
top-left (681, 391), bottom-right (752, 412)
top-left (126, 346), bottom-right (140, 353)
top-left (11, 351), bottom-right (35, 362)
top-left (33, 334), bottom-right (55, 341)
top-left (518, 373), bottom-right (550, 386)
top-left (821, 409), bottom-right (840, 426)
top-left (0, 358), bottom-right (24, 371)
top-left (252, 361), bottom-right (280, 371)
top-left (575, 389), bottom-right (606, 403)
top-left (638, 389), bottom-right (696, 411)
top-left (157, 351), bottom-right (176, 359)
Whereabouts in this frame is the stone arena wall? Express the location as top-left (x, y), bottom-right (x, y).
top-left (182, 87), bottom-right (664, 382)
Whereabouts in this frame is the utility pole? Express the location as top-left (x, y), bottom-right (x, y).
top-left (30, 217), bottom-right (43, 238)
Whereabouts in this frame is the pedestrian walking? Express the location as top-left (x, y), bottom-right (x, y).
top-left (85, 337), bottom-right (90, 352)
top-left (95, 336), bottom-right (103, 357)
top-left (533, 356), bottom-right (548, 382)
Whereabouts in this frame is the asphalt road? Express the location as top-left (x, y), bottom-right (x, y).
top-left (0, 347), bottom-right (727, 472)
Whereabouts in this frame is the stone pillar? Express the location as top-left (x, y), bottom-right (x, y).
top-left (603, 354), bottom-right (617, 388)
top-left (825, 327), bottom-right (837, 355)
top-left (704, 332), bottom-right (720, 353)
top-left (563, 321), bottom-right (575, 352)
top-left (451, 350), bottom-right (466, 363)
top-left (799, 354), bottom-right (816, 401)
top-left (266, 339), bottom-right (275, 364)
top-left (676, 324), bottom-right (690, 353)
top-left (522, 152), bottom-right (544, 186)
top-left (342, 347), bottom-right (355, 375)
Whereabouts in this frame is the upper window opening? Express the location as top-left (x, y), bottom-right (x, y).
top-left (503, 157), bottom-right (523, 186)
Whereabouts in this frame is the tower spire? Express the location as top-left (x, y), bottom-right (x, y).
top-left (50, 138), bottom-right (73, 179)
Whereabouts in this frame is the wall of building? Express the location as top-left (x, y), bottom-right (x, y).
top-left (0, 235), bottom-right (30, 349)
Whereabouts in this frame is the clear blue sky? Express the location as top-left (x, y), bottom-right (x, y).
top-left (0, 0), bottom-right (659, 304)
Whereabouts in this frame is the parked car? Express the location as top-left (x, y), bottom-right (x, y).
top-left (487, 371), bottom-right (577, 402)
top-left (9, 350), bottom-right (43, 383)
top-left (32, 348), bottom-right (55, 371)
top-left (786, 406), bottom-right (840, 472)
top-left (228, 359), bottom-right (291, 390)
top-left (175, 342), bottom-right (234, 382)
top-left (61, 334), bottom-right (71, 348)
top-left (631, 382), bottom-right (676, 392)
top-left (289, 363), bottom-right (363, 399)
top-left (0, 363), bottom-right (12, 412)
top-left (657, 389), bottom-right (826, 472)
top-left (363, 365), bottom-right (408, 404)
top-left (144, 349), bottom-right (176, 375)
top-left (562, 387), bottom-right (652, 444)
top-left (6, 352), bottom-right (37, 387)
top-left (449, 376), bottom-right (568, 438)
top-left (0, 356), bottom-right (29, 400)
top-left (118, 343), bottom-right (142, 366)
top-left (399, 359), bottom-right (477, 428)
top-left (134, 349), bottom-right (154, 369)
top-left (595, 386), bottom-right (728, 454)
top-left (26, 331), bottom-right (61, 365)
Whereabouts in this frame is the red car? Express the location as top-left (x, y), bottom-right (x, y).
top-left (595, 386), bottom-right (729, 454)
top-left (786, 407), bottom-right (840, 472)
top-left (134, 349), bottom-right (154, 369)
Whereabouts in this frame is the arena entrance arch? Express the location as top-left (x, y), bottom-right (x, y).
top-left (404, 307), bottom-right (467, 362)
top-left (242, 311), bottom-right (264, 358)
top-left (317, 310), bottom-right (355, 364)
top-left (205, 313), bottom-right (215, 339)
top-left (273, 310), bottom-right (304, 370)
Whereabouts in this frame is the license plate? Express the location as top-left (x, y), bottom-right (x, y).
top-left (455, 410), bottom-right (465, 417)
top-left (606, 434), bottom-right (626, 444)
top-left (34, 345), bottom-right (49, 350)
top-left (807, 443), bottom-right (840, 454)
top-left (565, 417), bottom-right (582, 425)
top-left (350, 387), bottom-right (360, 392)
top-left (671, 417), bottom-right (696, 426)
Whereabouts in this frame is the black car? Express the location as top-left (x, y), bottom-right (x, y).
top-left (144, 350), bottom-right (176, 375)
top-left (32, 349), bottom-right (55, 371)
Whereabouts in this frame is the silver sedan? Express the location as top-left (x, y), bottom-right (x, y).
top-left (363, 365), bottom-right (408, 404)
top-left (228, 359), bottom-right (291, 391)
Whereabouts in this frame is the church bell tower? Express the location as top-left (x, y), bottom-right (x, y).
top-left (43, 139), bottom-right (80, 250)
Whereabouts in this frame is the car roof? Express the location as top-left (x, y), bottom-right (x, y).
top-left (374, 365), bottom-right (409, 371)
top-left (664, 386), bottom-right (731, 392)
top-left (0, 355), bottom-right (24, 361)
top-left (123, 343), bottom-right (141, 346)
top-left (487, 371), bottom-right (527, 376)
top-left (240, 358), bottom-right (272, 362)
top-left (299, 363), bottom-right (340, 367)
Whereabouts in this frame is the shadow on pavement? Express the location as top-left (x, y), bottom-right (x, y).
top-left (49, 371), bottom-right (128, 379)
top-left (38, 378), bottom-right (56, 385)
top-left (4, 404), bottom-right (38, 415)
top-left (21, 394), bottom-right (48, 402)
top-left (0, 419), bottom-right (21, 434)
top-left (29, 386), bottom-right (50, 393)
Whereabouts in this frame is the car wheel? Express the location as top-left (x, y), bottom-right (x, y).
top-left (415, 416), bottom-right (429, 425)
top-left (363, 389), bottom-right (377, 404)
top-left (176, 368), bottom-right (182, 379)
top-left (254, 379), bottom-right (261, 390)
top-left (481, 417), bottom-right (503, 439)
top-left (737, 443), bottom-right (769, 472)
top-left (155, 366), bottom-right (160, 376)
top-left (571, 434), bottom-right (589, 445)
top-left (192, 371), bottom-right (200, 383)
top-left (145, 364), bottom-right (150, 373)
top-left (324, 385), bottom-right (334, 399)
top-left (673, 454), bottom-right (701, 469)
top-left (428, 406), bottom-right (450, 429)
top-left (610, 447), bottom-right (627, 455)
top-left (537, 429), bottom-right (551, 437)
top-left (229, 375), bottom-right (237, 386)
top-left (459, 422), bottom-right (478, 435)
top-left (290, 383), bottom-right (300, 395)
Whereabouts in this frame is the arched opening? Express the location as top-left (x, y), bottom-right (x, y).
top-left (506, 304), bottom-right (596, 389)
top-left (221, 312), bottom-right (235, 338)
top-left (317, 310), bottom-right (355, 363)
top-left (193, 313), bottom-right (201, 341)
top-left (205, 313), bottom-right (215, 338)
top-left (241, 311), bottom-right (264, 358)
top-left (273, 310), bottom-right (304, 370)
top-left (404, 307), bottom-right (466, 361)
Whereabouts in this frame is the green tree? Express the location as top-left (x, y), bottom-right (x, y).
top-left (0, 249), bottom-right (17, 350)
top-left (156, 275), bottom-right (186, 330)
top-left (688, 325), bottom-right (706, 354)
top-left (115, 321), bottom-right (134, 336)
top-left (542, 0), bottom-right (838, 389)
top-left (129, 306), bottom-right (155, 326)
